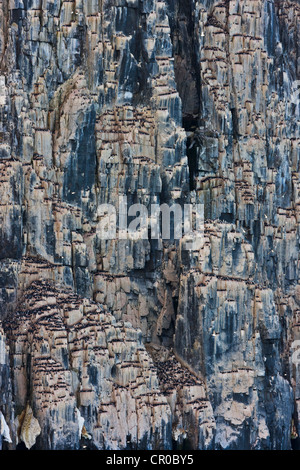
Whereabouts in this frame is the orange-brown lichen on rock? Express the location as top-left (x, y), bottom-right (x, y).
top-left (17, 404), bottom-right (41, 450)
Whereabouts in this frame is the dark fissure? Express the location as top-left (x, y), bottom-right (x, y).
top-left (166, 0), bottom-right (202, 191)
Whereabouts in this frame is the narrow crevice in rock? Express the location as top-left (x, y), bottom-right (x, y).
top-left (166, 0), bottom-right (203, 190)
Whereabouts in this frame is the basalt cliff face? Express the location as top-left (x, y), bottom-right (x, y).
top-left (0, 0), bottom-right (299, 451)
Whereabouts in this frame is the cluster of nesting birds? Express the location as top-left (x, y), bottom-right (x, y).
top-left (154, 354), bottom-right (203, 392)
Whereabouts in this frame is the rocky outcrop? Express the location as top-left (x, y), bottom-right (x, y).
top-left (0, 326), bottom-right (13, 449)
top-left (0, 0), bottom-right (299, 450)
top-left (4, 279), bottom-right (172, 449)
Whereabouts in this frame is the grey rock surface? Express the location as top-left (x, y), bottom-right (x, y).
top-left (0, 0), bottom-right (299, 450)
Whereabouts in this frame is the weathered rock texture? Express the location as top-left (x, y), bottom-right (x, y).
top-left (0, 0), bottom-right (299, 450)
